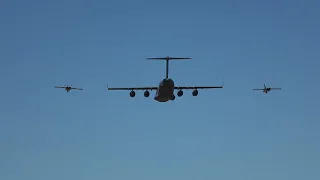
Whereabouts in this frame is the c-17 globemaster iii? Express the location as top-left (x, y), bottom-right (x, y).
top-left (253, 84), bottom-right (281, 94)
top-left (107, 56), bottom-right (223, 102)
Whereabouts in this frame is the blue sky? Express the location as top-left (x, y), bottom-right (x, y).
top-left (1, 0), bottom-right (319, 180)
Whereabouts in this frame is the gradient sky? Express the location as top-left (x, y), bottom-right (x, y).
top-left (1, 0), bottom-right (319, 180)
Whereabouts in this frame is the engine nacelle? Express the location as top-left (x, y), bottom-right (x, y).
top-left (144, 90), bottom-right (150, 97)
top-left (130, 90), bottom-right (136, 97)
top-left (177, 90), bottom-right (183, 97)
top-left (192, 89), bottom-right (198, 96)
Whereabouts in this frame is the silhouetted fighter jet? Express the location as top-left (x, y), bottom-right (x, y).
top-left (253, 84), bottom-right (281, 94)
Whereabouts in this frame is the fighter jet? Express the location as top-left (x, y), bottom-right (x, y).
top-left (253, 84), bottom-right (281, 94)
top-left (54, 85), bottom-right (82, 92)
top-left (107, 56), bottom-right (223, 102)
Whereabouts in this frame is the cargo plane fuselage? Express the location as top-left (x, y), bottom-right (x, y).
top-left (107, 56), bottom-right (223, 102)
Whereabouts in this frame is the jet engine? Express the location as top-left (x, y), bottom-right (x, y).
top-left (144, 90), bottom-right (150, 97)
top-left (177, 90), bottom-right (183, 97)
top-left (130, 90), bottom-right (136, 97)
top-left (192, 89), bottom-right (198, 96)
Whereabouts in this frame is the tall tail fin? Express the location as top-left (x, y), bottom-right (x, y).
top-left (146, 56), bottom-right (191, 79)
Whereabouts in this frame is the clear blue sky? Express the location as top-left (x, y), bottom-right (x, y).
top-left (1, 0), bottom-right (319, 180)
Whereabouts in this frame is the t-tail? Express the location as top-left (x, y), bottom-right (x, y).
top-left (146, 56), bottom-right (191, 79)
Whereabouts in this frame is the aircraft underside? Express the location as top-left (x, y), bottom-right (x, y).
top-left (154, 79), bottom-right (175, 102)
top-left (154, 89), bottom-right (175, 102)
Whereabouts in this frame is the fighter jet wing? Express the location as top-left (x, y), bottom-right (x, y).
top-left (108, 86), bottom-right (158, 90)
top-left (70, 87), bottom-right (83, 90)
top-left (54, 86), bottom-right (66, 88)
top-left (174, 86), bottom-right (223, 89)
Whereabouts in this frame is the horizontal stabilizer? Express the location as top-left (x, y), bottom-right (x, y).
top-left (146, 56), bottom-right (191, 60)
top-left (146, 56), bottom-right (191, 79)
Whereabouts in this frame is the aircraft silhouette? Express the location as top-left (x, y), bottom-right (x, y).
top-left (107, 56), bottom-right (223, 102)
top-left (54, 85), bottom-right (82, 92)
top-left (253, 84), bottom-right (281, 94)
